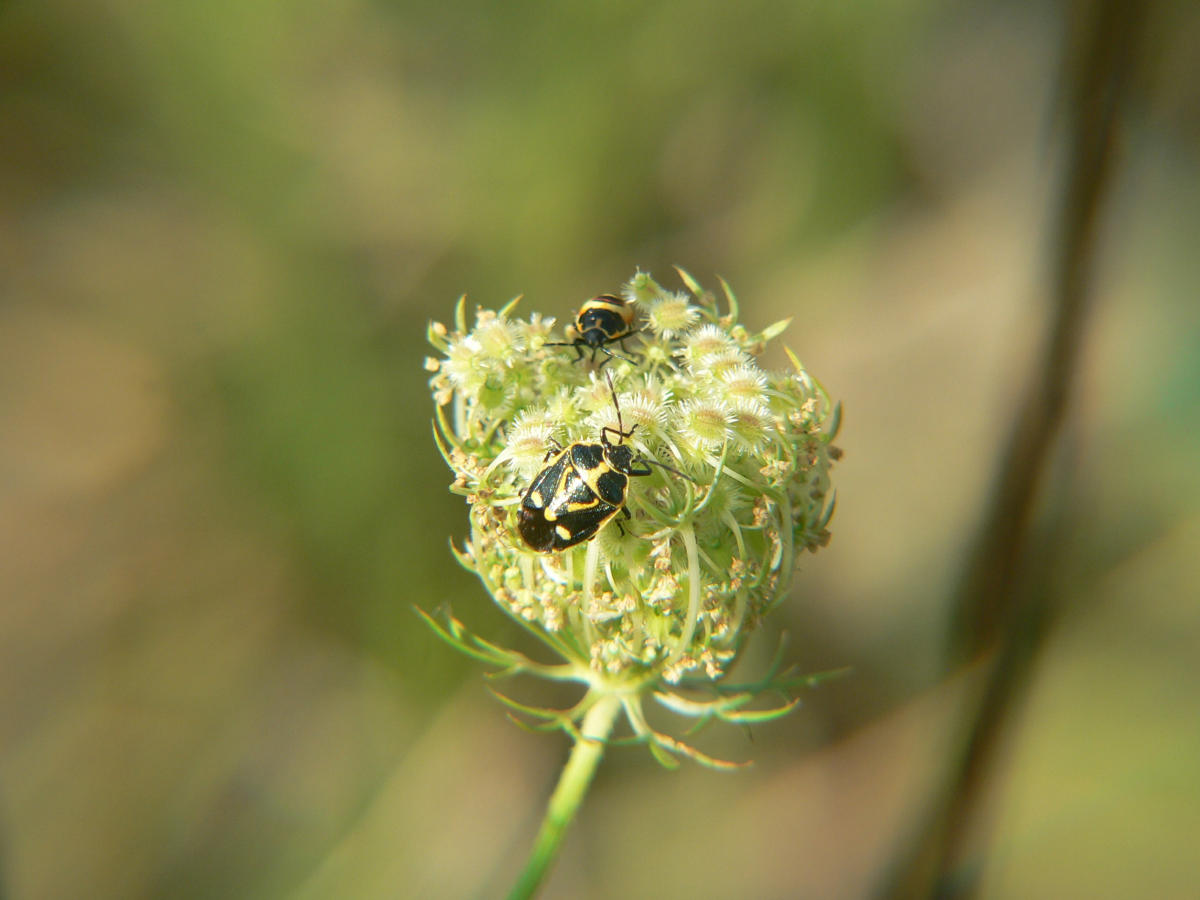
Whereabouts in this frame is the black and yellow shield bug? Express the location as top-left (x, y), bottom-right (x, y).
top-left (517, 374), bottom-right (687, 552)
top-left (544, 293), bottom-right (638, 366)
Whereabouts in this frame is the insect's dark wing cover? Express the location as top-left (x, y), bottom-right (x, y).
top-left (522, 453), bottom-right (569, 511)
top-left (520, 462), bottom-right (620, 552)
top-left (570, 443), bottom-right (605, 471)
top-left (517, 506), bottom-right (558, 551)
top-left (547, 502), bottom-right (617, 549)
top-left (543, 467), bottom-right (595, 520)
top-left (549, 467), bottom-right (618, 547)
top-left (518, 454), bottom-right (571, 551)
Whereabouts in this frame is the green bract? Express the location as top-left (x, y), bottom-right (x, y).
top-left (425, 270), bottom-right (840, 767)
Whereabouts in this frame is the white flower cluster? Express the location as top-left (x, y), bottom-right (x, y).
top-left (427, 271), bottom-right (839, 690)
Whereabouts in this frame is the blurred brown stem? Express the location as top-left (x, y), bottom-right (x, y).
top-left (876, 1), bottom-right (1147, 897)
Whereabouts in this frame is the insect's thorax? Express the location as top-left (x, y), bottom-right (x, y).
top-left (604, 443), bottom-right (636, 474)
top-left (579, 318), bottom-right (612, 345)
top-left (578, 307), bottom-right (628, 343)
top-left (570, 442), bottom-right (605, 471)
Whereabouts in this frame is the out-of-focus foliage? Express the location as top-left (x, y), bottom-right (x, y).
top-left (2, 0), bottom-right (1198, 897)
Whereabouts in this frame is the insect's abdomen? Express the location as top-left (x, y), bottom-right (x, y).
top-left (517, 504), bottom-right (562, 551)
top-left (519, 454), bottom-right (619, 551)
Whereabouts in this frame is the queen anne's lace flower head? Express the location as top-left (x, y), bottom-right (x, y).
top-left (425, 271), bottom-right (841, 766)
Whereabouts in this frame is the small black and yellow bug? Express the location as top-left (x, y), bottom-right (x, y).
top-left (544, 293), bottom-right (638, 366)
top-left (517, 375), bottom-right (685, 552)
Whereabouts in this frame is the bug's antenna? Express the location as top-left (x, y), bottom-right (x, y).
top-left (602, 370), bottom-right (696, 484)
top-left (643, 455), bottom-right (695, 483)
top-left (598, 345), bottom-right (637, 366)
top-left (604, 370), bottom-right (626, 435)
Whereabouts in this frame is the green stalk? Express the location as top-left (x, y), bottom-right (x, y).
top-left (506, 693), bottom-right (622, 900)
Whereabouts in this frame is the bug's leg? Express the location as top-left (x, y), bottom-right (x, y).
top-left (601, 424), bottom-right (638, 445)
top-left (542, 437), bottom-right (564, 461)
top-left (627, 459), bottom-right (652, 477)
top-left (640, 455), bottom-right (692, 481)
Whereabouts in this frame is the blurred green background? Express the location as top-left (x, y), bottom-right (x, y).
top-left (3, 1), bottom-right (1199, 897)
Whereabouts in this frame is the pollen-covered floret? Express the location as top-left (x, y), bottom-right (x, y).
top-left (674, 397), bottom-right (734, 452)
top-left (646, 292), bottom-right (701, 338)
top-left (503, 407), bottom-right (560, 477)
top-left (474, 311), bottom-right (527, 360)
top-left (621, 386), bottom-right (670, 434)
top-left (727, 399), bottom-right (774, 453)
top-left (718, 364), bottom-right (769, 407)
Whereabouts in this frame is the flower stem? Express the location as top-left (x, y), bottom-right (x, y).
top-left (506, 693), bottom-right (622, 900)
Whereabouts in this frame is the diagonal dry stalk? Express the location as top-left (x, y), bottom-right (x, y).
top-left (877, 1), bottom-right (1150, 897)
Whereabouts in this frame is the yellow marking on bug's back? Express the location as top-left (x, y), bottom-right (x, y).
top-left (581, 294), bottom-right (628, 315)
top-left (530, 489), bottom-right (544, 507)
top-left (555, 525), bottom-right (571, 541)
